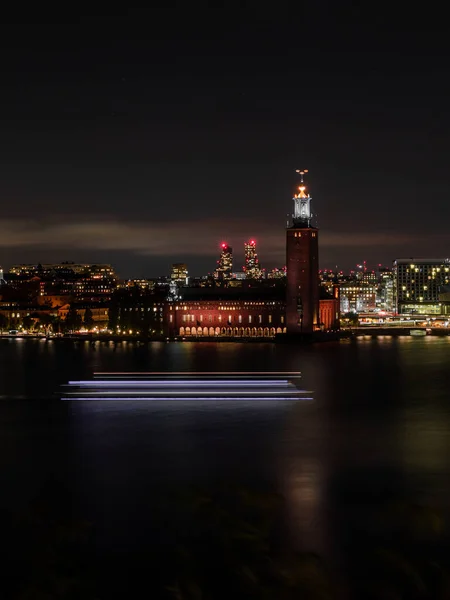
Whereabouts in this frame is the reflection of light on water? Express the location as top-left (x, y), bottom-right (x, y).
top-left (67, 396), bottom-right (311, 401)
top-left (290, 471), bottom-right (320, 503)
top-left (283, 457), bottom-right (326, 555)
top-left (62, 372), bottom-right (314, 402)
top-left (279, 383), bottom-right (329, 556)
top-left (93, 371), bottom-right (304, 376)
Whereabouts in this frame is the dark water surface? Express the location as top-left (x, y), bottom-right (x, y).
top-left (1, 337), bottom-right (450, 592)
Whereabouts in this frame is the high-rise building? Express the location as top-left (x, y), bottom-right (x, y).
top-left (213, 243), bottom-right (233, 282)
top-left (286, 170), bottom-right (319, 333)
top-left (243, 240), bottom-right (263, 279)
top-left (170, 263), bottom-right (188, 285)
top-left (393, 258), bottom-right (450, 314)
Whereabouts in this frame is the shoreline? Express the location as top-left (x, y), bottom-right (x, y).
top-left (1, 328), bottom-right (449, 342)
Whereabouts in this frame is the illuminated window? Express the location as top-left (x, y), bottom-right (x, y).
top-left (200, 315), bottom-right (203, 322)
top-left (238, 315), bottom-right (242, 323)
top-left (208, 315), bottom-right (212, 323)
top-left (268, 315), bottom-right (272, 323)
top-left (249, 315), bottom-right (252, 324)
top-left (169, 315), bottom-right (173, 323)
top-left (258, 315), bottom-right (262, 324)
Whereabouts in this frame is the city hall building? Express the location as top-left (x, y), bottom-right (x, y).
top-left (163, 287), bottom-right (339, 338)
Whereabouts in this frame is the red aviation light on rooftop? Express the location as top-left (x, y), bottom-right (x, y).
top-left (250, 240), bottom-right (256, 245)
top-left (221, 243), bottom-right (227, 248)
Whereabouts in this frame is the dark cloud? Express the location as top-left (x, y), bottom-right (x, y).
top-left (1, 217), bottom-right (449, 277)
top-left (0, 11), bottom-right (449, 275)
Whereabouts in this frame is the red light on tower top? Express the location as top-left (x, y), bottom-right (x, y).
top-left (221, 243), bottom-right (227, 248)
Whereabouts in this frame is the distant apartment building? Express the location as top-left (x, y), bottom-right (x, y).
top-left (9, 262), bottom-right (116, 278)
top-left (170, 263), bottom-right (189, 285)
top-left (339, 282), bottom-right (377, 313)
top-left (393, 258), bottom-right (450, 314)
top-left (8, 262), bottom-right (118, 302)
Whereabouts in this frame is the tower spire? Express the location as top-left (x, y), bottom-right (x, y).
top-left (295, 169), bottom-right (308, 184)
top-left (292, 169), bottom-right (312, 226)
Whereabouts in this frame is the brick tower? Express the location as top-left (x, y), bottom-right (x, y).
top-left (286, 170), bottom-right (319, 334)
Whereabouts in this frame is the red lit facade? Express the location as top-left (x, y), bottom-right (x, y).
top-left (163, 296), bottom-right (338, 338)
top-left (319, 298), bottom-right (339, 330)
top-left (164, 300), bottom-right (286, 337)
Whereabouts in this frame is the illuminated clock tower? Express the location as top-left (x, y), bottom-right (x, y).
top-left (286, 169), bottom-right (319, 334)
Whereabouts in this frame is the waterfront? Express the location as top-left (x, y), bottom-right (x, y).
top-left (2, 337), bottom-right (450, 595)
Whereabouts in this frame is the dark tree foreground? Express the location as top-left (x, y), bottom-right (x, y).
top-left (1, 481), bottom-right (449, 599)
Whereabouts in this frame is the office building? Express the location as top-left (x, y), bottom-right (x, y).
top-left (339, 282), bottom-right (377, 313)
top-left (393, 258), bottom-right (450, 314)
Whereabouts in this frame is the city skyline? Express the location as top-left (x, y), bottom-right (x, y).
top-left (1, 247), bottom-right (446, 281)
top-left (1, 11), bottom-right (450, 276)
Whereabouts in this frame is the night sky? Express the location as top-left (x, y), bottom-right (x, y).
top-left (1, 7), bottom-right (449, 277)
